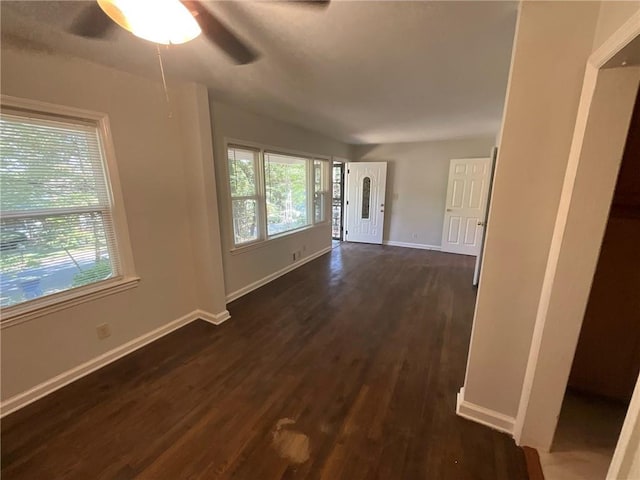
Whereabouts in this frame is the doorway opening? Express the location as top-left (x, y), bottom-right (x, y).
top-left (332, 161), bottom-right (344, 244)
top-left (539, 84), bottom-right (640, 480)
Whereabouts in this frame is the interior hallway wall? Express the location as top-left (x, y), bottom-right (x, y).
top-left (460, 0), bottom-right (601, 420)
top-left (461, 0), bottom-right (640, 437)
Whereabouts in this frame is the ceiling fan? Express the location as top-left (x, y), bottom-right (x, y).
top-left (69, 0), bottom-right (329, 65)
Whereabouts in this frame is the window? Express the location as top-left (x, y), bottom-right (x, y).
top-left (265, 152), bottom-right (309, 236)
top-left (227, 143), bottom-right (330, 248)
top-left (0, 101), bottom-right (133, 314)
top-left (228, 146), bottom-right (260, 245)
top-left (361, 177), bottom-right (371, 219)
top-left (314, 159), bottom-right (330, 223)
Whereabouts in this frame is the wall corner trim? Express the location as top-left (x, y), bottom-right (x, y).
top-left (382, 240), bottom-right (442, 251)
top-left (225, 246), bottom-right (333, 303)
top-left (589, 10), bottom-right (640, 69)
top-left (0, 309), bottom-right (228, 418)
top-left (456, 387), bottom-right (515, 435)
top-left (197, 309), bottom-right (231, 325)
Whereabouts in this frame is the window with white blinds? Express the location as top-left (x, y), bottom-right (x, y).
top-left (227, 143), bottom-right (330, 248)
top-left (0, 109), bottom-right (121, 309)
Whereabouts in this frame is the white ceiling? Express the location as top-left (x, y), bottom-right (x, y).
top-left (1, 1), bottom-right (518, 144)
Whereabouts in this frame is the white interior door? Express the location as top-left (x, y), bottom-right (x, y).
top-left (441, 157), bottom-right (491, 256)
top-left (344, 162), bottom-right (387, 244)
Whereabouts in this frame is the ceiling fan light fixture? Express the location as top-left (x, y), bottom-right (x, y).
top-left (96, 0), bottom-right (201, 45)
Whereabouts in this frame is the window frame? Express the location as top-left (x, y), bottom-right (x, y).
top-left (224, 138), bottom-right (331, 253)
top-left (0, 95), bottom-right (138, 327)
top-left (263, 150), bottom-right (313, 238)
top-left (227, 144), bottom-right (263, 247)
top-left (313, 159), bottom-right (331, 224)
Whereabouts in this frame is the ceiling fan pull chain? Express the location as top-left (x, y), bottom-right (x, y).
top-left (156, 44), bottom-right (172, 118)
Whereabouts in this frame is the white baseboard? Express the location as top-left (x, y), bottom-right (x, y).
top-left (456, 387), bottom-right (515, 435)
top-left (197, 309), bottom-right (231, 325)
top-left (0, 308), bottom-right (228, 417)
top-left (383, 240), bottom-right (442, 251)
top-left (226, 246), bottom-right (333, 303)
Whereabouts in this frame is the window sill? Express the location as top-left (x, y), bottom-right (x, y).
top-left (230, 222), bottom-right (330, 256)
top-left (0, 276), bottom-right (141, 329)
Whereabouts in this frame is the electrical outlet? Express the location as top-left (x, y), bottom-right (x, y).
top-left (96, 323), bottom-right (111, 340)
top-left (412, 233), bottom-right (419, 239)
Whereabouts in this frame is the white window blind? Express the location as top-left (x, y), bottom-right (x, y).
top-left (0, 111), bottom-right (120, 308)
top-left (228, 145), bottom-right (260, 245)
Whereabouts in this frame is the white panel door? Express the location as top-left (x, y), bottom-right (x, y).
top-left (344, 162), bottom-right (387, 244)
top-left (441, 157), bottom-right (492, 256)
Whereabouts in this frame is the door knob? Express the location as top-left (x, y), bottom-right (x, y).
top-left (477, 221), bottom-right (486, 226)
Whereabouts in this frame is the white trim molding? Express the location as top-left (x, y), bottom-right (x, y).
top-left (590, 10), bottom-right (640, 69)
top-left (0, 309), bottom-right (229, 417)
top-left (383, 240), bottom-right (442, 252)
top-left (456, 387), bottom-right (515, 435)
top-left (229, 223), bottom-right (328, 256)
top-left (1, 277), bottom-right (140, 329)
top-left (226, 246), bottom-right (332, 303)
top-left (197, 309), bottom-right (231, 325)
top-left (607, 373), bottom-right (640, 479)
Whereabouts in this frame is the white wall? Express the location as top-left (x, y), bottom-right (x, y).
top-left (461, 0), bottom-right (640, 439)
top-left (209, 101), bottom-right (351, 298)
top-left (0, 46), bottom-right (226, 402)
top-left (517, 65), bottom-right (640, 449)
top-left (460, 0), bottom-right (601, 421)
top-left (174, 84), bottom-right (228, 316)
top-left (352, 138), bottom-right (495, 248)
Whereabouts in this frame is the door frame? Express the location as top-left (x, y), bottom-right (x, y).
top-left (332, 158), bottom-right (346, 241)
top-left (512, 13), bottom-right (640, 475)
top-left (473, 147), bottom-right (498, 286)
top-left (343, 161), bottom-right (387, 244)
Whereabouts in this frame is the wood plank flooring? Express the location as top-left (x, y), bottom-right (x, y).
top-left (1, 243), bottom-right (529, 479)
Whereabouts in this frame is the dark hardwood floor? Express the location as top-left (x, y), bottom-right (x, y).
top-left (1, 243), bottom-right (528, 479)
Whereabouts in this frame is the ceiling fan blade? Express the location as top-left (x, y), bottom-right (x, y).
top-left (69, 2), bottom-right (115, 39)
top-left (181, 1), bottom-right (258, 65)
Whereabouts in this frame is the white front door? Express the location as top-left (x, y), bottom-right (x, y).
top-left (344, 162), bottom-right (387, 244)
top-left (441, 157), bottom-right (492, 256)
